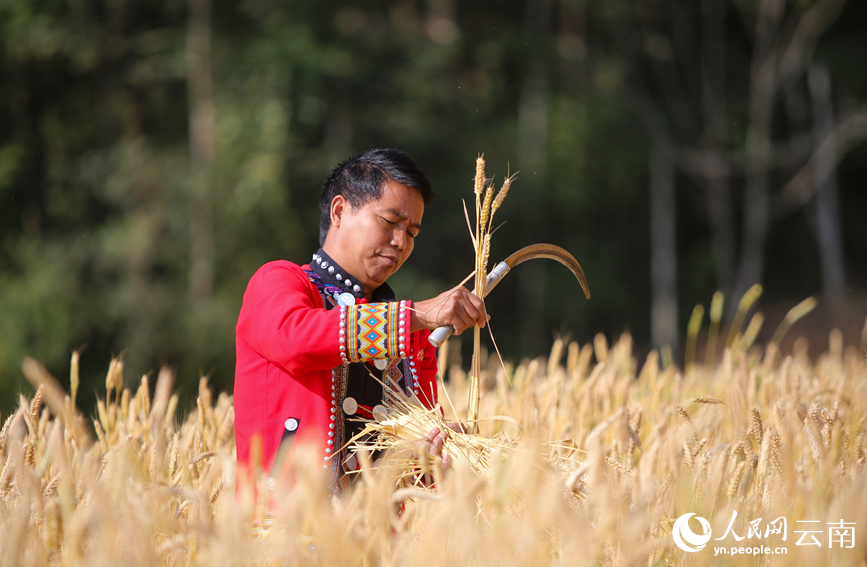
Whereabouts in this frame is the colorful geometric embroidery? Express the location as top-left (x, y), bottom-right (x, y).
top-left (251, 515), bottom-right (283, 543)
top-left (304, 269), bottom-right (343, 304)
top-left (345, 303), bottom-right (400, 362)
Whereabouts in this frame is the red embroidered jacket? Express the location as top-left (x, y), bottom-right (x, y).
top-left (233, 260), bottom-right (439, 492)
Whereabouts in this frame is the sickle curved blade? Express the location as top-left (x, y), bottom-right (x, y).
top-left (502, 243), bottom-right (590, 298)
top-left (428, 243), bottom-right (590, 348)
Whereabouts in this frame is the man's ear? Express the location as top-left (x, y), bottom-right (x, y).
top-left (330, 195), bottom-right (348, 228)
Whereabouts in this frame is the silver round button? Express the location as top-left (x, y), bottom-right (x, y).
top-left (337, 292), bottom-right (356, 307)
top-left (343, 454), bottom-right (358, 472)
top-left (372, 405), bottom-right (388, 422)
top-left (284, 418), bottom-right (298, 431)
top-left (373, 359), bottom-right (388, 371)
top-left (342, 397), bottom-right (358, 415)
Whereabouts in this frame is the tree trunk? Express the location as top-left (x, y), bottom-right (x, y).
top-left (700, 0), bottom-right (735, 295)
top-left (517, 0), bottom-right (552, 354)
top-left (650, 143), bottom-right (678, 350)
top-left (808, 63), bottom-right (846, 312)
top-left (733, 0), bottom-right (783, 307)
top-left (187, 0), bottom-right (216, 302)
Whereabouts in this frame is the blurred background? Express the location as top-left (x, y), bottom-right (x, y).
top-left (1, 0), bottom-right (866, 414)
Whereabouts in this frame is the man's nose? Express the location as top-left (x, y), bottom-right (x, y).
top-left (390, 229), bottom-right (405, 250)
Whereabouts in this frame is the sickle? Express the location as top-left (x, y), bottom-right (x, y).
top-left (428, 243), bottom-right (590, 348)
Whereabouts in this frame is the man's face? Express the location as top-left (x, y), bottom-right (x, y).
top-left (325, 179), bottom-right (424, 295)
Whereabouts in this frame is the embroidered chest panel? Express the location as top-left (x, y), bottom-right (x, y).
top-left (305, 270), bottom-right (417, 494)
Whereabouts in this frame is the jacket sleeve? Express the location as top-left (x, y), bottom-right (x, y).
top-left (236, 262), bottom-right (413, 375)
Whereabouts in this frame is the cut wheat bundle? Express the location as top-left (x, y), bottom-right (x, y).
top-left (345, 382), bottom-right (522, 489)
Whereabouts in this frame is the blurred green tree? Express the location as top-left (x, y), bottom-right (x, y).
top-left (0, 0), bottom-right (864, 416)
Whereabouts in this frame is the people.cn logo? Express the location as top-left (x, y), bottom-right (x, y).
top-left (672, 513), bottom-right (712, 552)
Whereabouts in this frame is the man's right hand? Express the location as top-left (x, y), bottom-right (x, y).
top-left (410, 285), bottom-right (489, 334)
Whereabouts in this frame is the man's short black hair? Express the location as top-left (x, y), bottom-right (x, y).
top-left (319, 148), bottom-right (434, 245)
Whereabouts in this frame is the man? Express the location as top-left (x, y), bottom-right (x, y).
top-left (234, 148), bottom-right (487, 495)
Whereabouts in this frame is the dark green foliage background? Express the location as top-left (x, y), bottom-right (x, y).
top-left (0, 0), bottom-right (865, 414)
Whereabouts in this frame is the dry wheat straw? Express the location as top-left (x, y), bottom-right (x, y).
top-left (479, 183), bottom-right (493, 237)
top-left (0, 414), bottom-right (12, 456)
top-left (466, 157), bottom-right (513, 435)
top-left (491, 174), bottom-right (513, 217)
top-left (752, 408), bottom-right (763, 446)
top-left (3, 305), bottom-right (867, 567)
top-left (691, 396), bottom-right (723, 404)
top-left (30, 385), bottom-right (44, 428)
top-left (728, 460), bottom-right (746, 498)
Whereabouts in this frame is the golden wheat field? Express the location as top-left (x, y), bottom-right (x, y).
top-left (2, 326), bottom-right (867, 567)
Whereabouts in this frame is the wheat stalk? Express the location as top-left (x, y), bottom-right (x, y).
top-left (465, 157), bottom-right (514, 435)
top-left (491, 174), bottom-right (513, 218)
top-left (479, 183), bottom-right (493, 241)
top-left (30, 385), bottom-right (44, 429)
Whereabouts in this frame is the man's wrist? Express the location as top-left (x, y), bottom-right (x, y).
top-left (409, 309), bottom-right (429, 333)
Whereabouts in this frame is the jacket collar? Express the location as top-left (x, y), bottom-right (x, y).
top-left (309, 248), bottom-right (395, 302)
